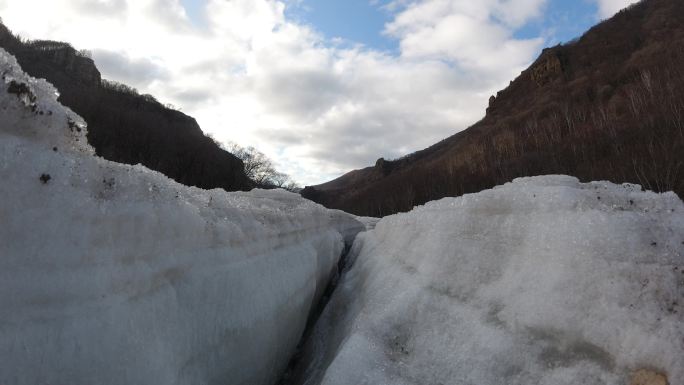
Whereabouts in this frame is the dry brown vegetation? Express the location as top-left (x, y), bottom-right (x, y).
top-left (303, 0), bottom-right (684, 217)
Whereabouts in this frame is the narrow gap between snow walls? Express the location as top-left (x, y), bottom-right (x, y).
top-left (276, 239), bottom-right (358, 385)
top-left (275, 216), bottom-right (379, 385)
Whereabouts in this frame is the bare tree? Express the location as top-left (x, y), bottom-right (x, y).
top-left (78, 49), bottom-right (92, 59)
top-left (226, 142), bottom-right (301, 192)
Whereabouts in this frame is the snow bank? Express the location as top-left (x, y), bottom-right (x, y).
top-left (296, 175), bottom-right (684, 385)
top-left (0, 48), bottom-right (364, 385)
top-left (353, 216), bottom-right (380, 231)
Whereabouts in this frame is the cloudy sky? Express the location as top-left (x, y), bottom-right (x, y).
top-left (0, 0), bottom-right (638, 185)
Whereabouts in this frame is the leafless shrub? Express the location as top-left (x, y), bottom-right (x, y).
top-left (225, 142), bottom-right (301, 192)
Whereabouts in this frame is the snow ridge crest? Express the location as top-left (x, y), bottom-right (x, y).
top-left (0, 47), bottom-right (90, 155)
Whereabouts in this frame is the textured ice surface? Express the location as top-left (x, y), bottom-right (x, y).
top-left (0, 48), bottom-right (364, 385)
top-left (296, 175), bottom-right (684, 385)
top-left (353, 216), bottom-right (381, 231)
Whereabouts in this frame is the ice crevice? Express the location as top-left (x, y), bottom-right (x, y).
top-left (276, 238), bottom-right (355, 385)
top-left (277, 214), bottom-right (378, 385)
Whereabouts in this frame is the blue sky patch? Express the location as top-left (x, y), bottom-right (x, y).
top-left (513, 0), bottom-right (601, 45)
top-left (181, 0), bottom-right (208, 26)
top-left (181, 0), bottom-right (605, 51)
top-left (285, 0), bottom-right (397, 51)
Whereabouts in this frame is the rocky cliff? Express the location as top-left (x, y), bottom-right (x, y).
top-left (0, 23), bottom-right (252, 192)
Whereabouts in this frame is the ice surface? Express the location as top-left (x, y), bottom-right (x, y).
top-left (0, 48), bottom-right (364, 385)
top-left (295, 175), bottom-right (684, 385)
top-left (353, 216), bottom-right (381, 231)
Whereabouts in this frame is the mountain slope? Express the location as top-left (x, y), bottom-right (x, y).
top-left (0, 23), bottom-right (253, 191)
top-left (303, 0), bottom-right (684, 217)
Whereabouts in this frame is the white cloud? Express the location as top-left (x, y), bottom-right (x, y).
top-left (0, 0), bottom-right (548, 185)
top-left (385, 0), bottom-right (544, 75)
top-left (92, 49), bottom-right (170, 87)
top-left (594, 0), bottom-right (640, 18)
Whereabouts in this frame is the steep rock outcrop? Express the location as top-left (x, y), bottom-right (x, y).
top-left (530, 48), bottom-right (564, 86)
top-left (0, 25), bottom-right (100, 87)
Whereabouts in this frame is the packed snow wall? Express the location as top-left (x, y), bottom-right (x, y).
top-left (293, 176), bottom-right (684, 385)
top-left (0, 48), bottom-right (364, 385)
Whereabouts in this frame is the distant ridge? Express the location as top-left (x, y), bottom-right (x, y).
top-left (0, 23), bottom-right (253, 192)
top-left (303, 0), bottom-right (684, 217)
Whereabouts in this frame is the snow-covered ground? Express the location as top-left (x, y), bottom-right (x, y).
top-left (353, 216), bottom-right (381, 231)
top-left (294, 176), bottom-right (684, 385)
top-left (0, 48), bottom-right (364, 385)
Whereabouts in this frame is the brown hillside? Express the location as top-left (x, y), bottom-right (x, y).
top-left (0, 23), bottom-right (253, 192)
top-left (303, 0), bottom-right (684, 217)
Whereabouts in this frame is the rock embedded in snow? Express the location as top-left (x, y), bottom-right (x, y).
top-left (0, 48), bottom-right (364, 385)
top-left (293, 175), bottom-right (684, 385)
top-left (631, 370), bottom-right (669, 385)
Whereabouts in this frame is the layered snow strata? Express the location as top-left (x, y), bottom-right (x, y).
top-left (296, 175), bottom-right (684, 385)
top-left (0, 48), bottom-right (364, 385)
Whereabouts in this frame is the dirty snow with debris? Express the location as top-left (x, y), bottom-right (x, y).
top-left (293, 176), bottom-right (684, 385)
top-left (0, 48), bottom-right (364, 385)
